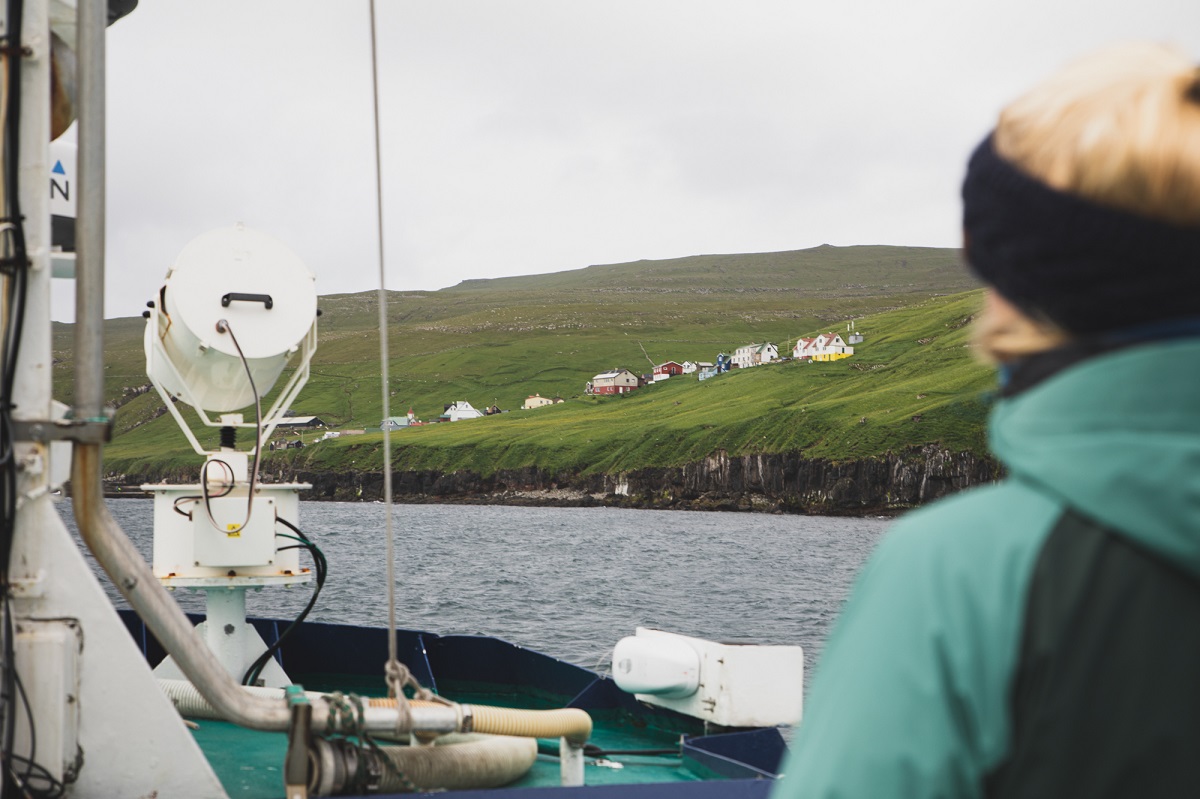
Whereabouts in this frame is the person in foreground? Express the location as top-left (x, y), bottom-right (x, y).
top-left (772, 42), bottom-right (1200, 798)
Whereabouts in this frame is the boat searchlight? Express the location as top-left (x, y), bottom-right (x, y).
top-left (143, 222), bottom-right (318, 453)
top-left (140, 224), bottom-right (319, 689)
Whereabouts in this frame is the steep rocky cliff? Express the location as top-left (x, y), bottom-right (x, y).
top-left (110, 445), bottom-right (999, 515)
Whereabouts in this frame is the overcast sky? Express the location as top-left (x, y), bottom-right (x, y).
top-left (50, 0), bottom-right (1199, 320)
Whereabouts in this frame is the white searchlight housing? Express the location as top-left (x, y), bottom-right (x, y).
top-left (142, 224), bottom-right (319, 688)
top-left (144, 223), bottom-right (318, 455)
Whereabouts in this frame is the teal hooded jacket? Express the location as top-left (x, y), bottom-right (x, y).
top-left (772, 337), bottom-right (1200, 797)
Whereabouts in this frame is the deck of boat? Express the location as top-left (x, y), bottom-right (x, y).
top-left (119, 612), bottom-right (784, 798)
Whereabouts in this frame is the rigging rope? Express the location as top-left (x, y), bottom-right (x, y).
top-left (367, 0), bottom-right (402, 701)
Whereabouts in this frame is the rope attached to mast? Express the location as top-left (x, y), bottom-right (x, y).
top-left (367, 0), bottom-right (404, 708)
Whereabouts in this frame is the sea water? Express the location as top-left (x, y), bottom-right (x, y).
top-left (64, 500), bottom-right (889, 675)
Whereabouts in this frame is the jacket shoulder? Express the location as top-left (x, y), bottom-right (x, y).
top-left (884, 479), bottom-right (1062, 559)
top-left (776, 480), bottom-right (1063, 799)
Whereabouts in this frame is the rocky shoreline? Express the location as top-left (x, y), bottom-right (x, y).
top-left (101, 445), bottom-right (1001, 516)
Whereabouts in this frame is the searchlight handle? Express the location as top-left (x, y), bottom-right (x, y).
top-left (221, 292), bottom-right (274, 310)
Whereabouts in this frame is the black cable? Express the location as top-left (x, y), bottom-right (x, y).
top-left (13, 667), bottom-right (36, 793)
top-left (171, 495), bottom-right (200, 520)
top-left (6, 666), bottom-right (65, 799)
top-left (536, 741), bottom-right (681, 759)
top-left (241, 517), bottom-right (327, 686)
top-left (1, 603), bottom-right (16, 796)
top-left (585, 746), bottom-right (681, 757)
top-left (0, 0), bottom-right (30, 788)
top-left (6, 755), bottom-right (64, 799)
top-left (0, 0), bottom-right (28, 573)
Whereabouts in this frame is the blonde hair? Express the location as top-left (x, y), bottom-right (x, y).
top-left (976, 42), bottom-right (1200, 361)
top-left (994, 42), bottom-right (1200, 227)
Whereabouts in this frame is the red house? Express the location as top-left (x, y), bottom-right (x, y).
top-left (653, 361), bottom-right (684, 377)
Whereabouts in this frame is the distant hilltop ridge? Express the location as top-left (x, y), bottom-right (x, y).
top-left (443, 244), bottom-right (973, 296)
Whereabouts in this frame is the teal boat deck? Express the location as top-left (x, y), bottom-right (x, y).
top-left (120, 612), bottom-right (783, 798)
top-left (192, 681), bottom-right (711, 798)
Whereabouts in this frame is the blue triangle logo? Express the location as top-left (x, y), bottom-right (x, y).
top-left (52, 160), bottom-right (66, 175)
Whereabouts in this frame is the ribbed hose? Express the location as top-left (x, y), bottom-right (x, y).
top-left (160, 680), bottom-right (592, 745)
top-left (375, 734), bottom-right (537, 793)
top-left (371, 698), bottom-right (593, 745)
top-left (162, 679), bottom-right (311, 720)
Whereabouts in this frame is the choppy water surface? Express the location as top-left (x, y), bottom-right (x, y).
top-left (66, 500), bottom-right (889, 674)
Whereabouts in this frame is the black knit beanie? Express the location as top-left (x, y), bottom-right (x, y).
top-left (961, 135), bottom-right (1200, 335)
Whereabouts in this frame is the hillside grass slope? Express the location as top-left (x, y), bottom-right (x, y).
top-left (49, 244), bottom-right (992, 480)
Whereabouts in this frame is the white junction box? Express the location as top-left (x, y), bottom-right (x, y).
top-left (14, 618), bottom-right (82, 787)
top-left (612, 627), bottom-right (804, 728)
top-left (147, 483), bottom-right (310, 581)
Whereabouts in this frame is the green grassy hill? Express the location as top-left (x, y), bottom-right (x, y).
top-left (50, 244), bottom-right (991, 479)
top-left (254, 290), bottom-right (992, 480)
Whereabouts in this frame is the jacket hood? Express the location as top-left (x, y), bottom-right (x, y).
top-left (990, 337), bottom-right (1200, 577)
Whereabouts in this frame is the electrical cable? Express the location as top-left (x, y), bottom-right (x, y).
top-left (171, 494), bottom-right (200, 520)
top-left (9, 668), bottom-right (65, 799)
top-left (536, 741), bottom-right (681, 759)
top-left (0, 0), bottom-right (33, 791)
top-left (241, 517), bottom-right (327, 686)
top-left (199, 318), bottom-right (261, 535)
top-left (1, 604), bottom-right (15, 797)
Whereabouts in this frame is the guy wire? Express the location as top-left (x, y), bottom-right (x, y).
top-left (367, 0), bottom-right (400, 677)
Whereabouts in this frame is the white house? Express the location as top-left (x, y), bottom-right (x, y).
top-left (681, 361), bottom-right (698, 374)
top-left (794, 332), bottom-right (854, 362)
top-left (588, 369), bottom-right (640, 395)
top-left (440, 401), bottom-right (484, 421)
top-left (732, 342), bottom-right (780, 369)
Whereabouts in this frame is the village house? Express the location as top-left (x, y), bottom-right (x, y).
top-left (653, 361), bottom-right (684, 378)
top-left (523, 393), bottom-right (556, 410)
top-left (439, 401), bottom-right (485, 422)
top-left (698, 356), bottom-right (730, 381)
top-left (587, 369), bottom-right (640, 395)
top-left (275, 415), bottom-right (325, 429)
top-left (681, 361), bottom-right (698, 374)
top-left (731, 343), bottom-right (780, 369)
top-left (793, 332), bottom-right (855, 362)
top-left (380, 409), bottom-right (419, 430)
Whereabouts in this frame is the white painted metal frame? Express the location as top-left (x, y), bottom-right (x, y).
top-left (5, 1), bottom-right (228, 794)
top-left (145, 306), bottom-right (317, 456)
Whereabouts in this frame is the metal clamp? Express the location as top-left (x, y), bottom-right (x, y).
top-left (13, 416), bottom-right (113, 444)
top-left (284, 686), bottom-right (313, 799)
